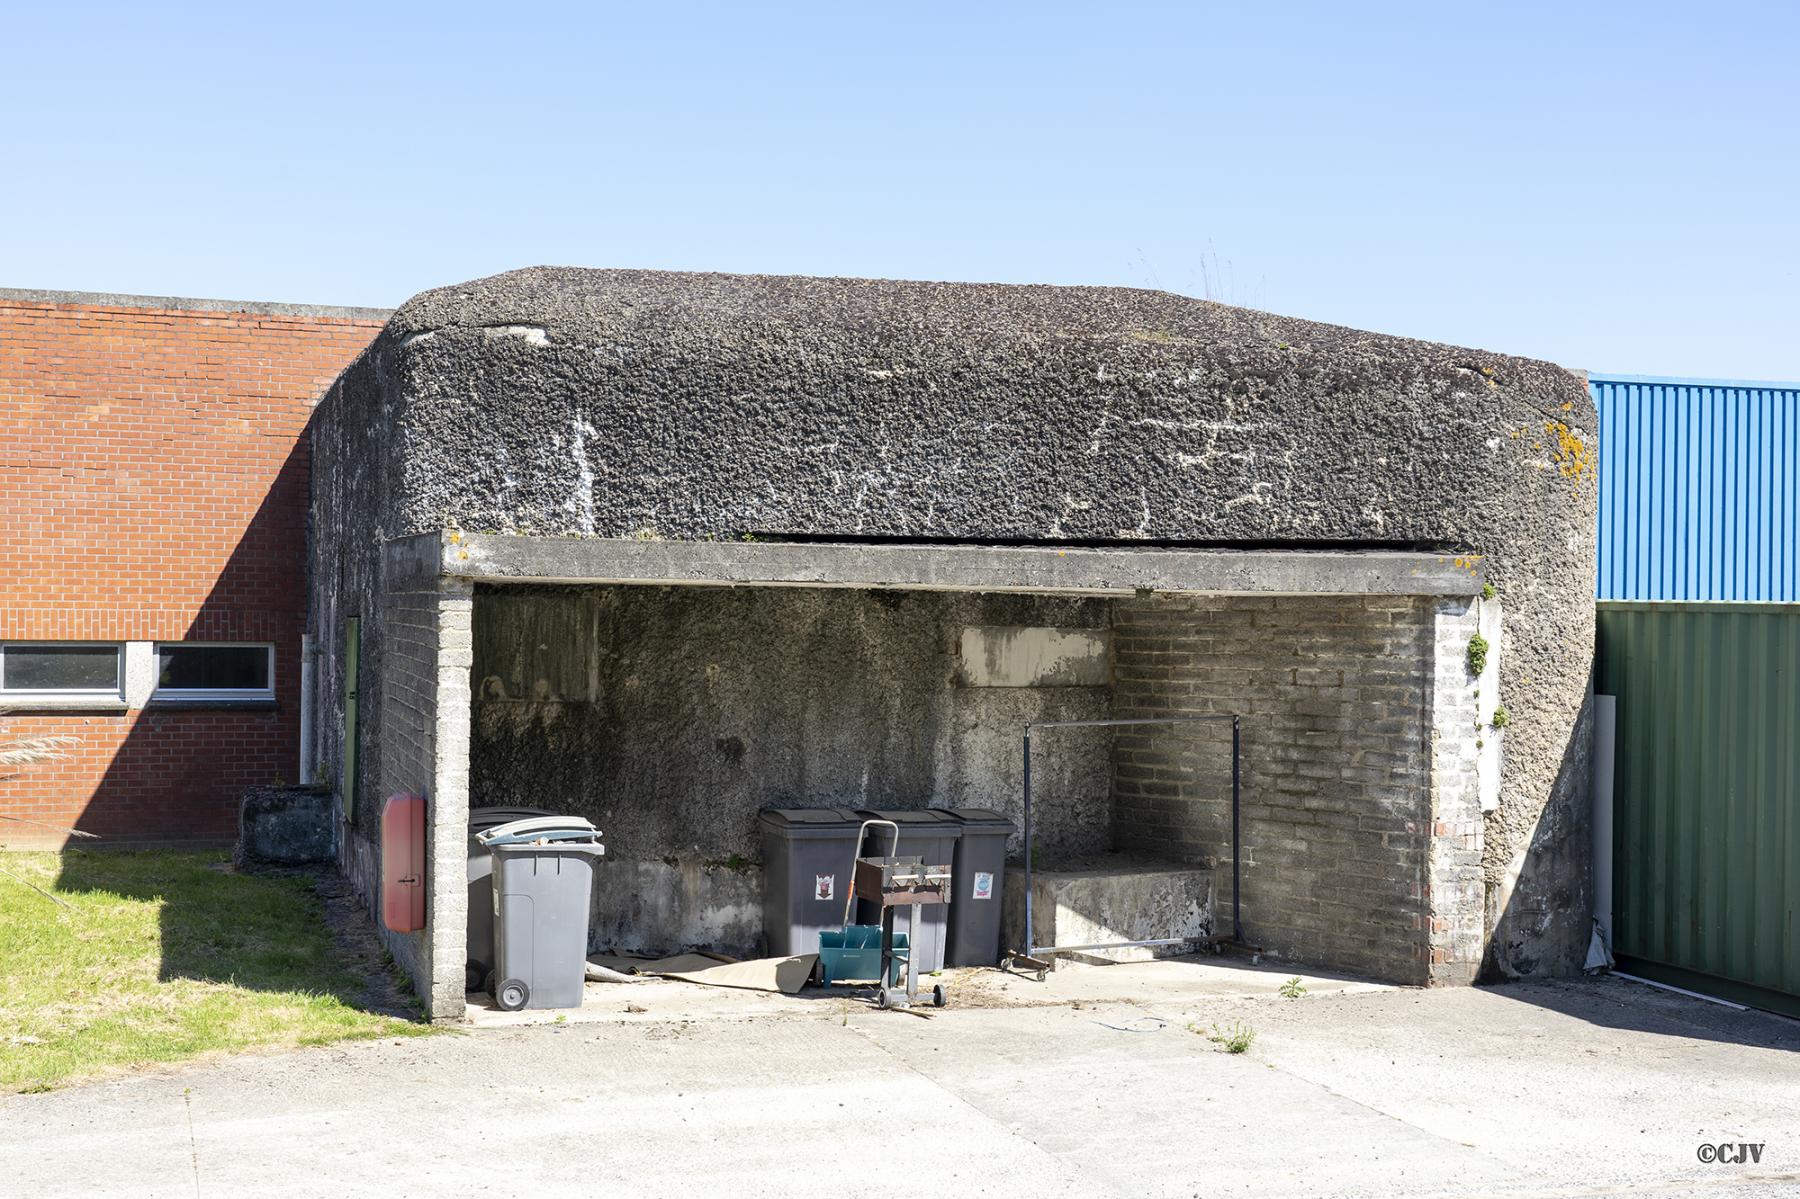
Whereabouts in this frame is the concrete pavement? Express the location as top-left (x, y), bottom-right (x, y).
top-left (4, 972), bottom-right (1797, 1198)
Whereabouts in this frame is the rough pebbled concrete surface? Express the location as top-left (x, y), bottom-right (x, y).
top-left (313, 267), bottom-right (1597, 978)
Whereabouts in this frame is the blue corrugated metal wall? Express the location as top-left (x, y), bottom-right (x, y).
top-left (1592, 373), bottom-right (1800, 601)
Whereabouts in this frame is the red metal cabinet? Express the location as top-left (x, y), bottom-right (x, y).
top-left (382, 792), bottom-right (427, 933)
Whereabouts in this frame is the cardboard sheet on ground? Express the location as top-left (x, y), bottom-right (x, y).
top-left (588, 953), bottom-right (817, 995)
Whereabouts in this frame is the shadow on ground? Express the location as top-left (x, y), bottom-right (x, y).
top-left (51, 849), bottom-right (419, 1020)
top-left (1486, 972), bottom-right (1800, 1053)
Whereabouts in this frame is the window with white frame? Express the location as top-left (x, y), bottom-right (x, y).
top-left (154, 643), bottom-right (275, 702)
top-left (0, 643), bottom-right (123, 697)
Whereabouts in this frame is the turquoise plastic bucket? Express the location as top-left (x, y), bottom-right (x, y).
top-left (819, 924), bottom-right (908, 985)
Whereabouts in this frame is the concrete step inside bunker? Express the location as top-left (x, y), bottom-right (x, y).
top-left (311, 268), bottom-right (1596, 1019)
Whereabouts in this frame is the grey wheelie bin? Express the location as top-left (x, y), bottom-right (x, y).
top-left (466, 806), bottom-right (552, 991)
top-left (477, 816), bottom-right (606, 1011)
top-left (758, 808), bottom-right (864, 957)
top-left (945, 809), bottom-right (1014, 966)
top-left (854, 808), bottom-right (960, 974)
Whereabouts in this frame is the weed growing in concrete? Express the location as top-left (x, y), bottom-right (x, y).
top-left (1199, 1021), bottom-right (1256, 1053)
top-left (1278, 976), bottom-right (1306, 999)
top-left (1466, 632), bottom-right (1489, 678)
top-left (1490, 705), bottom-right (1510, 730)
top-left (1481, 582), bottom-right (1497, 600)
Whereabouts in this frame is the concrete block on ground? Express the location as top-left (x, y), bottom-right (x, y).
top-left (237, 784), bottom-right (335, 865)
top-left (1003, 859), bottom-right (1212, 964)
top-left (588, 857), bottom-right (764, 958)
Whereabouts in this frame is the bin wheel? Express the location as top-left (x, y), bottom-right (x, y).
top-left (875, 989), bottom-right (891, 1010)
top-left (932, 985), bottom-right (946, 1008)
top-left (495, 978), bottom-right (530, 1011)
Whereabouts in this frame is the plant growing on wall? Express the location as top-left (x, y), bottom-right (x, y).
top-left (1490, 705), bottom-right (1510, 730)
top-left (1466, 632), bottom-right (1489, 678)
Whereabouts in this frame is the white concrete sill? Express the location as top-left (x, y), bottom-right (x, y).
top-left (0, 696), bottom-right (128, 714)
top-left (144, 698), bottom-right (278, 713)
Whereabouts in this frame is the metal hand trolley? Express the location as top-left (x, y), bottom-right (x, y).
top-left (830, 818), bottom-right (953, 1010)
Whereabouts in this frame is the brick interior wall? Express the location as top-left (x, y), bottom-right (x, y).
top-left (1110, 594), bottom-right (1435, 983)
top-left (0, 294), bottom-right (383, 847)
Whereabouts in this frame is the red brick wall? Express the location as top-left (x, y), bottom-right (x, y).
top-left (0, 293), bottom-right (385, 847)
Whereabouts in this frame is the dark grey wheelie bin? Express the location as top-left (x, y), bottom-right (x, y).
top-left (945, 808), bottom-right (1014, 966)
top-left (467, 806), bottom-right (553, 991)
top-left (478, 816), bottom-right (605, 1011)
top-left (854, 808), bottom-right (961, 974)
top-left (758, 808), bottom-right (864, 957)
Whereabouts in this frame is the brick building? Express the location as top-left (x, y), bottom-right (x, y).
top-left (0, 289), bottom-right (385, 848)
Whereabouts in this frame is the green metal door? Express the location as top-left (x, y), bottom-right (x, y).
top-left (1596, 602), bottom-right (1799, 1016)
top-left (342, 617), bottom-right (360, 822)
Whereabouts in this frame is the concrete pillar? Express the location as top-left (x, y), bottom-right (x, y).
top-left (1425, 596), bottom-right (1493, 984)
top-left (423, 577), bottom-right (474, 1019)
top-left (375, 571), bottom-right (475, 1021)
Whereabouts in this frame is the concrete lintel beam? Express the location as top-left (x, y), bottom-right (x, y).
top-left (407, 532), bottom-right (1483, 597)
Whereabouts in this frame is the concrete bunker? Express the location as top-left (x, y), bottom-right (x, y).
top-left (308, 268), bottom-right (1595, 1018)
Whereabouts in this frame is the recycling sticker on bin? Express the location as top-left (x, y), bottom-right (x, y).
top-left (815, 874), bottom-right (834, 901)
top-left (972, 871), bottom-right (994, 900)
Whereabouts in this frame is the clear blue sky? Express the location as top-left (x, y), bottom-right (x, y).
top-left (5, 2), bottom-right (1795, 379)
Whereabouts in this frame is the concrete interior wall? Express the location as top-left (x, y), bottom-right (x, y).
top-left (469, 583), bottom-right (1113, 954)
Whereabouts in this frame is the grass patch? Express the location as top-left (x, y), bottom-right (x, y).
top-left (0, 850), bottom-right (432, 1092)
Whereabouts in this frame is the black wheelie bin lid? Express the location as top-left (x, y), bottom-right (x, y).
top-left (942, 808), bottom-right (1014, 832)
top-left (856, 807), bottom-right (963, 829)
top-left (758, 808), bottom-right (865, 840)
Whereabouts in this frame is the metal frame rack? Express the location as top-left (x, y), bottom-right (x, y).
top-left (1008, 714), bottom-right (1248, 977)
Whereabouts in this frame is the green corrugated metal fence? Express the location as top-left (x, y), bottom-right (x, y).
top-left (1596, 602), bottom-right (1800, 1016)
